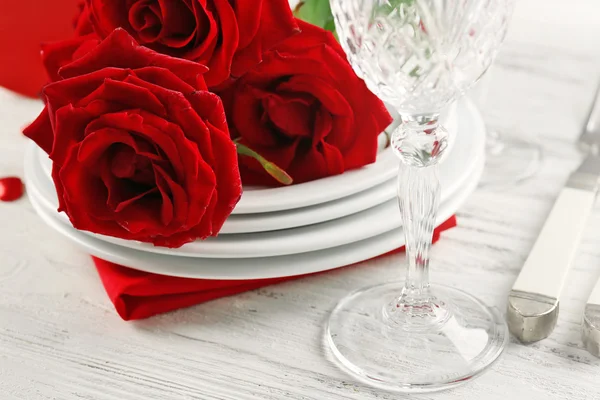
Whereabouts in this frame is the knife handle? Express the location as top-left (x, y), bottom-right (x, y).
top-left (512, 186), bottom-right (596, 298)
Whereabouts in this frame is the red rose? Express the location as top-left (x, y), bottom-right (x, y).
top-left (218, 20), bottom-right (393, 186)
top-left (79, 0), bottom-right (299, 88)
top-left (24, 29), bottom-right (242, 248)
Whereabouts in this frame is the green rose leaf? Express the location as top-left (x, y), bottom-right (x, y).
top-left (294, 0), bottom-right (336, 33)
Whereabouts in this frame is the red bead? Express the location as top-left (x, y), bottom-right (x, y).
top-left (0, 177), bottom-right (24, 202)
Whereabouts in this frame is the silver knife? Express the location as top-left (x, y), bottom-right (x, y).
top-left (507, 84), bottom-right (600, 343)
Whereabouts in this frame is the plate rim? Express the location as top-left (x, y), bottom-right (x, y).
top-left (32, 101), bottom-right (475, 238)
top-left (27, 100), bottom-right (483, 258)
top-left (26, 154), bottom-right (483, 280)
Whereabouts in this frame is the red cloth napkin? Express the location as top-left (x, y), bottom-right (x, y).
top-left (0, 0), bottom-right (79, 97)
top-left (93, 216), bottom-right (457, 320)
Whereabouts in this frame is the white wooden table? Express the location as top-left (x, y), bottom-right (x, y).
top-left (2, 1), bottom-right (600, 399)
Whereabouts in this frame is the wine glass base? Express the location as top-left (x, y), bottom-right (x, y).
top-left (325, 282), bottom-right (508, 393)
top-left (479, 131), bottom-right (542, 189)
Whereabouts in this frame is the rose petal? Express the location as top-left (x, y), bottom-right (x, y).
top-left (277, 75), bottom-right (353, 117)
top-left (124, 76), bottom-right (222, 179)
top-left (58, 144), bottom-right (125, 236)
top-left (89, 0), bottom-right (132, 38)
top-left (110, 145), bottom-right (137, 178)
top-left (23, 107), bottom-right (54, 155)
top-left (129, 0), bottom-right (163, 43)
top-left (50, 104), bottom-right (95, 165)
top-left (77, 127), bottom-right (136, 167)
top-left (183, 0), bottom-right (218, 61)
top-left (156, 0), bottom-right (197, 49)
top-left (203, 121), bottom-right (242, 230)
top-left (337, 113), bottom-right (380, 170)
top-left (41, 34), bottom-right (99, 82)
top-left (78, 78), bottom-right (167, 117)
top-left (286, 141), bottom-right (344, 183)
top-left (154, 164), bottom-right (190, 228)
top-left (128, 67), bottom-right (199, 95)
top-left (230, 0), bottom-right (299, 79)
top-left (277, 19), bottom-right (342, 57)
top-left (74, 2), bottom-right (95, 35)
top-left (264, 93), bottom-right (314, 138)
top-left (153, 166), bottom-right (175, 227)
top-left (83, 111), bottom-right (188, 182)
top-left (96, 148), bottom-right (155, 213)
top-left (44, 68), bottom-right (130, 126)
top-left (230, 85), bottom-right (279, 147)
top-left (114, 196), bottom-right (165, 235)
top-left (59, 29), bottom-right (208, 88)
top-left (114, 186), bottom-right (159, 213)
top-left (232, 0), bottom-right (261, 50)
top-left (313, 109), bottom-right (333, 144)
top-left (201, 0), bottom-right (238, 87)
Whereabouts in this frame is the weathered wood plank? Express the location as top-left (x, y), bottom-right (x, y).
top-left (1, 0), bottom-right (600, 398)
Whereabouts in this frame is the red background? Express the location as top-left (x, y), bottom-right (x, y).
top-left (0, 0), bottom-right (79, 97)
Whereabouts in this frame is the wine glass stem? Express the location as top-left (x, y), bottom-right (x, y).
top-left (398, 163), bottom-right (440, 303)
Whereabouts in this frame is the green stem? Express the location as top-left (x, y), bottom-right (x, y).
top-left (235, 142), bottom-right (293, 185)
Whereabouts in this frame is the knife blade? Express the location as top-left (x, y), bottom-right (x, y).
top-left (507, 85), bottom-right (600, 343)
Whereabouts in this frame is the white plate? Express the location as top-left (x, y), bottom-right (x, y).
top-left (35, 101), bottom-right (469, 234)
top-left (27, 153), bottom-right (483, 280)
top-left (39, 104), bottom-right (458, 215)
top-left (26, 100), bottom-right (484, 258)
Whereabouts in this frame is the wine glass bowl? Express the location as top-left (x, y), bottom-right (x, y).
top-left (326, 0), bottom-right (514, 392)
top-left (333, 0), bottom-right (513, 115)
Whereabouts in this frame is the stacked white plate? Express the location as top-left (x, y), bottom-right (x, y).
top-left (24, 99), bottom-right (485, 280)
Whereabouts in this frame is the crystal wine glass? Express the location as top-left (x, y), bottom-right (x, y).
top-left (326, 0), bottom-right (514, 392)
